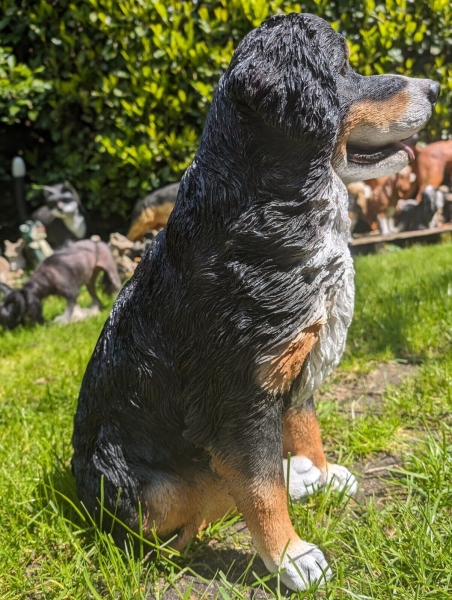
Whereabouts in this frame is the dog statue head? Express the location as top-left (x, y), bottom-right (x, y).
top-left (42, 181), bottom-right (87, 239)
top-left (218, 13), bottom-right (437, 187)
top-left (0, 284), bottom-right (43, 330)
top-left (43, 181), bottom-right (81, 215)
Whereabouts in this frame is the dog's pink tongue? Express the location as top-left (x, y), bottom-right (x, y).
top-left (395, 141), bottom-right (415, 162)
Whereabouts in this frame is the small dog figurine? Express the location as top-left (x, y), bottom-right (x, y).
top-left (415, 140), bottom-right (452, 202)
top-left (395, 184), bottom-right (442, 231)
top-left (0, 240), bottom-right (121, 330)
top-left (32, 182), bottom-right (88, 248)
top-left (0, 256), bottom-right (17, 286)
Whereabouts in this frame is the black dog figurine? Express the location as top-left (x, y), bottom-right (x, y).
top-left (73, 13), bottom-right (437, 590)
top-left (0, 240), bottom-right (121, 330)
top-left (395, 184), bottom-right (441, 231)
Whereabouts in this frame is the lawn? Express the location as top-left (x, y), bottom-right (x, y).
top-left (1, 242), bottom-right (452, 599)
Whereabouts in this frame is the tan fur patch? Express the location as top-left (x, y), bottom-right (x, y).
top-left (211, 455), bottom-right (298, 563)
top-left (127, 202), bottom-right (175, 241)
top-left (283, 408), bottom-right (326, 470)
top-left (141, 468), bottom-right (234, 550)
top-left (334, 90), bottom-right (410, 161)
top-left (259, 323), bottom-right (322, 393)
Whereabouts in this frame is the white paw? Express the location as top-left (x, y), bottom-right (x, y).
top-left (53, 305), bottom-right (92, 325)
top-left (83, 305), bottom-right (100, 317)
top-left (69, 305), bottom-right (100, 323)
top-left (325, 463), bottom-right (358, 495)
top-left (70, 305), bottom-right (89, 322)
top-left (283, 456), bottom-right (323, 501)
top-left (53, 312), bottom-right (70, 324)
top-left (278, 540), bottom-right (332, 591)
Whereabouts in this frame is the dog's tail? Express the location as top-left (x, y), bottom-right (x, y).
top-left (96, 242), bottom-right (122, 295)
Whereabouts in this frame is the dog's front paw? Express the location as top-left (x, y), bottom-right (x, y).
top-left (279, 540), bottom-right (332, 591)
top-left (325, 463), bottom-right (358, 495)
top-left (283, 456), bottom-right (323, 501)
top-left (283, 457), bottom-right (358, 499)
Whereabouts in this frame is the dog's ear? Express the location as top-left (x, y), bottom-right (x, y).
top-left (224, 13), bottom-right (340, 146)
top-left (43, 185), bottom-right (59, 201)
top-left (63, 180), bottom-right (87, 216)
top-left (63, 181), bottom-right (81, 205)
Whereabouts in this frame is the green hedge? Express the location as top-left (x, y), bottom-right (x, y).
top-left (1, 0), bottom-right (451, 218)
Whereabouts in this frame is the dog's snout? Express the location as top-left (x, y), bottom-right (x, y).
top-left (427, 81), bottom-right (440, 105)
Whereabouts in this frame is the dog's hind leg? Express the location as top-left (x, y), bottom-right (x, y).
top-left (53, 297), bottom-right (78, 323)
top-left (208, 403), bottom-right (331, 592)
top-left (140, 464), bottom-right (235, 551)
top-left (283, 397), bottom-right (357, 500)
top-left (86, 269), bottom-right (103, 313)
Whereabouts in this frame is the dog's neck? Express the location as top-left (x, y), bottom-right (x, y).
top-left (209, 101), bottom-right (331, 202)
top-left (167, 91), bottom-right (339, 251)
top-left (152, 86), bottom-right (353, 401)
top-left (22, 277), bottom-right (48, 300)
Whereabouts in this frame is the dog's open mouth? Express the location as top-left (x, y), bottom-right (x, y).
top-left (347, 139), bottom-right (415, 165)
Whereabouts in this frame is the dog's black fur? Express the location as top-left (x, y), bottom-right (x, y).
top-left (75, 12), bottom-right (342, 522)
top-left (395, 185), bottom-right (439, 231)
top-left (73, 13), bottom-right (436, 589)
top-left (0, 240), bottom-right (120, 330)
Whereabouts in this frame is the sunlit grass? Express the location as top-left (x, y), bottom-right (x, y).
top-left (1, 243), bottom-right (452, 598)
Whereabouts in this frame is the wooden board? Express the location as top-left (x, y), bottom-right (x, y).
top-left (349, 224), bottom-right (452, 247)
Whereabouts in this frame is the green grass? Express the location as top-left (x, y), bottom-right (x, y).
top-left (1, 242), bottom-right (452, 599)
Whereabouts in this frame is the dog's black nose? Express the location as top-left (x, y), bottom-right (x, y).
top-left (427, 81), bottom-right (440, 105)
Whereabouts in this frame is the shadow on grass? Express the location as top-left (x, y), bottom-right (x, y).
top-left (33, 458), bottom-right (287, 597)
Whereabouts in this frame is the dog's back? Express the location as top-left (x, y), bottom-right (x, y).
top-left (30, 240), bottom-right (120, 294)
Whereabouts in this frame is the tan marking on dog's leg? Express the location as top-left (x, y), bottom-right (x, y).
top-left (283, 405), bottom-right (326, 470)
top-left (211, 454), bottom-right (331, 589)
top-left (141, 468), bottom-right (235, 551)
top-left (416, 165), bottom-right (446, 202)
top-left (211, 455), bottom-right (298, 564)
top-left (259, 323), bottom-right (322, 393)
top-left (283, 402), bottom-right (357, 499)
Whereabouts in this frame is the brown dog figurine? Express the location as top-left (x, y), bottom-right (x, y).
top-left (414, 140), bottom-right (452, 202)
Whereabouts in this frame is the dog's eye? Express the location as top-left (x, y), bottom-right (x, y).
top-left (339, 64), bottom-right (347, 77)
